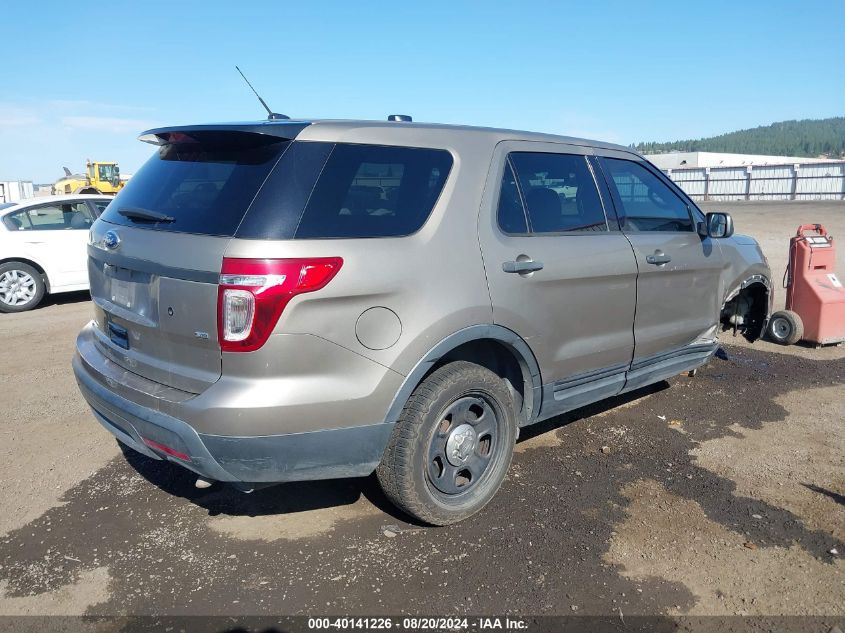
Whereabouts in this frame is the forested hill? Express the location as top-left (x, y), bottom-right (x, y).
top-left (635, 117), bottom-right (845, 158)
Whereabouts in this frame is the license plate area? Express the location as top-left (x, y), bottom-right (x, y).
top-left (110, 278), bottom-right (133, 309)
top-left (100, 264), bottom-right (158, 324)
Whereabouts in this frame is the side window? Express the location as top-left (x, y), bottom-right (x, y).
top-left (509, 152), bottom-right (607, 233)
top-left (601, 158), bottom-right (693, 232)
top-left (3, 209), bottom-right (33, 231)
top-left (497, 160), bottom-right (528, 234)
top-left (65, 202), bottom-right (96, 228)
top-left (294, 144), bottom-right (453, 239)
top-left (3, 203), bottom-right (94, 231)
top-left (98, 164), bottom-right (117, 183)
top-left (91, 200), bottom-right (111, 216)
top-left (25, 204), bottom-right (65, 230)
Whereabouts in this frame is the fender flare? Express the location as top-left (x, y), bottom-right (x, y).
top-left (381, 324), bottom-right (543, 427)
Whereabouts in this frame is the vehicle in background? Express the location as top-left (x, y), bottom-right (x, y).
top-left (52, 161), bottom-right (126, 196)
top-left (72, 118), bottom-right (772, 525)
top-left (0, 194), bottom-right (111, 312)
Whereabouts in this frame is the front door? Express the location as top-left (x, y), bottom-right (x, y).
top-left (477, 142), bottom-right (638, 419)
top-left (596, 156), bottom-right (724, 387)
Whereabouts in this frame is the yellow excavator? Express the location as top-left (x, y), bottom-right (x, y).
top-left (52, 161), bottom-right (125, 195)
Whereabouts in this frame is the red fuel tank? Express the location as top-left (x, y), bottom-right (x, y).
top-left (784, 224), bottom-right (845, 345)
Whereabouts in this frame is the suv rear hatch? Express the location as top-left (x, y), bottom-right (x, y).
top-left (88, 125), bottom-right (305, 393)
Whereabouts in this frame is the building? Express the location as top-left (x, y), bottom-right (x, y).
top-left (0, 180), bottom-right (34, 203)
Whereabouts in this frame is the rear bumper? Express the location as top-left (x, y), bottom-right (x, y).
top-left (72, 342), bottom-right (394, 485)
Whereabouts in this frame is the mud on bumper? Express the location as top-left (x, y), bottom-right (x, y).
top-left (72, 352), bottom-right (393, 487)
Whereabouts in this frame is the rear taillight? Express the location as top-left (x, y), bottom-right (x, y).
top-left (217, 257), bottom-right (343, 352)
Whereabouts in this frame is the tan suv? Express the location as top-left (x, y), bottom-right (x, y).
top-left (73, 117), bottom-right (772, 524)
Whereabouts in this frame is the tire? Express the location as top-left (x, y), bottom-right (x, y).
top-left (377, 361), bottom-right (517, 526)
top-left (767, 309), bottom-right (803, 345)
top-left (0, 262), bottom-right (46, 313)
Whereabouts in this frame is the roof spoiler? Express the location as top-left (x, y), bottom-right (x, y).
top-left (138, 122), bottom-right (311, 145)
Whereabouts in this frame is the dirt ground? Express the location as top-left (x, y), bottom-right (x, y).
top-left (0, 202), bottom-right (843, 623)
top-left (700, 200), bottom-right (845, 310)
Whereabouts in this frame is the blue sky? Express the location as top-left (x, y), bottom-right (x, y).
top-left (2, 0), bottom-right (843, 182)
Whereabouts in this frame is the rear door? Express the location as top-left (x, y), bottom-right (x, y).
top-left (88, 131), bottom-right (292, 393)
top-left (596, 156), bottom-right (723, 368)
top-left (477, 142), bottom-right (638, 416)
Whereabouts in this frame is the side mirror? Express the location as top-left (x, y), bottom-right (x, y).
top-left (699, 212), bottom-right (734, 239)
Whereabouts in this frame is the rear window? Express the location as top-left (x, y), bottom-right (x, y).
top-left (99, 133), bottom-right (288, 236)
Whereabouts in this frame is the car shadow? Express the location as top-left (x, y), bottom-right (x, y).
top-left (40, 289), bottom-right (91, 308)
top-left (119, 442), bottom-right (415, 523)
top-left (117, 383), bottom-right (674, 527)
top-left (0, 289), bottom-right (90, 316)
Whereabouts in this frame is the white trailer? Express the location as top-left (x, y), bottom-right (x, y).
top-left (0, 181), bottom-right (34, 204)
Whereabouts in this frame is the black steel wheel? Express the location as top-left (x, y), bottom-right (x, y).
top-left (377, 361), bottom-right (517, 525)
top-left (426, 394), bottom-right (502, 497)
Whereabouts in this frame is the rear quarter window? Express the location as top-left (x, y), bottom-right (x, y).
top-left (292, 144), bottom-right (453, 239)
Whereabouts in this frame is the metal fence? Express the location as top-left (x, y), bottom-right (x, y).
top-left (663, 161), bottom-right (845, 201)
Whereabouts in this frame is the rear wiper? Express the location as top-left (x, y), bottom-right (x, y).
top-left (118, 206), bottom-right (175, 223)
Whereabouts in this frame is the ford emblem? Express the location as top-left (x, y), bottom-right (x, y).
top-left (103, 230), bottom-right (120, 250)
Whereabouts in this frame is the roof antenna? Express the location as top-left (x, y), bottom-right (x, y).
top-left (235, 66), bottom-right (289, 121)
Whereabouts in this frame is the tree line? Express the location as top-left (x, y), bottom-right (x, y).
top-left (634, 117), bottom-right (845, 158)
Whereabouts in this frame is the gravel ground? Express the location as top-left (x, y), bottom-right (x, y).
top-left (0, 202), bottom-right (843, 623)
top-left (699, 200), bottom-right (845, 310)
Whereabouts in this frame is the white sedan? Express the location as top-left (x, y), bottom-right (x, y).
top-left (0, 194), bottom-right (112, 312)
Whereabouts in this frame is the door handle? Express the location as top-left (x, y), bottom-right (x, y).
top-left (646, 251), bottom-right (672, 265)
top-left (502, 259), bottom-right (544, 274)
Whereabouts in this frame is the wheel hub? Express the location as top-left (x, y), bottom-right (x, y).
top-left (773, 318), bottom-right (789, 338)
top-left (445, 423), bottom-right (477, 466)
top-left (0, 270), bottom-right (36, 306)
top-left (427, 394), bottom-right (499, 496)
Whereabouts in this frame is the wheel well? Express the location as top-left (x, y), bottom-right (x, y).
top-left (432, 339), bottom-right (532, 425)
top-left (720, 281), bottom-right (769, 341)
top-left (0, 258), bottom-right (49, 293)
